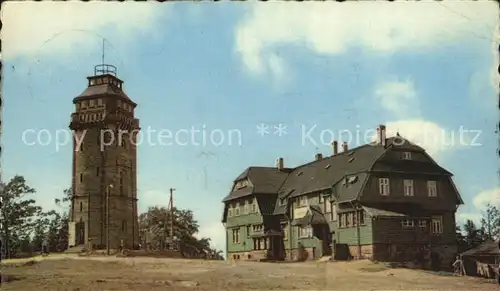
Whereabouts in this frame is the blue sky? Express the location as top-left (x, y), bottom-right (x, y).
top-left (2, 1), bottom-right (499, 251)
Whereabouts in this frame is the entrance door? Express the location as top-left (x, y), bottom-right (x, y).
top-left (76, 220), bottom-right (85, 245)
top-left (321, 226), bottom-right (332, 256)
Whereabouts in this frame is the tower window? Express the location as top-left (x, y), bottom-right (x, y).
top-left (80, 173), bottom-right (83, 182)
top-left (120, 173), bottom-right (124, 196)
top-left (96, 167), bottom-right (100, 176)
top-left (80, 202), bottom-right (83, 212)
top-left (96, 78), bottom-right (102, 85)
top-left (89, 79), bottom-right (96, 86)
top-left (122, 221), bottom-right (126, 232)
top-left (103, 77), bottom-right (108, 84)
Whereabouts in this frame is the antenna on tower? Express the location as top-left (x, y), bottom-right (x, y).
top-left (102, 38), bottom-right (105, 66)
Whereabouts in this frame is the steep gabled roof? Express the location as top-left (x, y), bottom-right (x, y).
top-left (282, 143), bottom-right (386, 198)
top-left (222, 167), bottom-right (289, 202)
top-left (222, 136), bottom-right (458, 208)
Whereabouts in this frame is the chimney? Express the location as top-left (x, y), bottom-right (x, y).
top-left (376, 124), bottom-right (387, 146)
top-left (315, 153), bottom-right (323, 161)
top-left (331, 141), bottom-right (338, 155)
top-left (342, 142), bottom-right (348, 152)
top-left (276, 157), bottom-right (284, 170)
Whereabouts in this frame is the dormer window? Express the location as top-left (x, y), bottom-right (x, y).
top-left (402, 152), bottom-right (412, 160)
top-left (279, 198), bottom-right (286, 206)
top-left (235, 179), bottom-right (249, 189)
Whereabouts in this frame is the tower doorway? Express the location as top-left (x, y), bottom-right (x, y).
top-left (76, 219), bottom-right (85, 245)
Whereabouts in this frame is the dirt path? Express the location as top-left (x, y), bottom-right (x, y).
top-left (1, 256), bottom-right (495, 290)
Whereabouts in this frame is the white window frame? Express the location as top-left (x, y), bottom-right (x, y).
top-left (244, 202), bottom-right (249, 215)
top-left (282, 224), bottom-right (288, 240)
top-left (325, 199), bottom-right (332, 213)
top-left (228, 208), bottom-right (233, 217)
top-left (298, 226), bottom-right (313, 238)
top-left (418, 220), bottom-right (427, 228)
top-left (402, 152), bottom-right (412, 160)
top-left (251, 200), bottom-right (258, 213)
top-left (232, 228), bottom-right (240, 244)
top-left (279, 198), bottom-right (286, 206)
top-left (234, 204), bottom-right (240, 216)
top-left (403, 179), bottom-right (414, 196)
top-left (331, 204), bottom-right (337, 221)
top-left (401, 219), bottom-right (414, 228)
top-left (379, 178), bottom-right (390, 196)
top-left (431, 216), bottom-right (442, 234)
top-left (427, 181), bottom-right (437, 197)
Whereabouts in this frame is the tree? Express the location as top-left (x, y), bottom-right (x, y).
top-left (0, 176), bottom-right (41, 258)
top-left (461, 219), bottom-right (486, 250)
top-left (480, 203), bottom-right (500, 240)
top-left (138, 206), bottom-right (223, 259)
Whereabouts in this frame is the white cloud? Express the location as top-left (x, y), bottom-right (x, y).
top-left (375, 79), bottom-right (419, 118)
top-left (373, 119), bottom-right (460, 157)
top-left (235, 1), bottom-right (497, 79)
top-left (1, 1), bottom-right (167, 60)
top-left (473, 187), bottom-right (500, 210)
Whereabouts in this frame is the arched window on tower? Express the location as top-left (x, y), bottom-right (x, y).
top-left (120, 172), bottom-right (124, 196)
top-left (80, 202), bottom-right (83, 212)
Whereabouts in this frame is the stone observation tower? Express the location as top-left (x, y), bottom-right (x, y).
top-left (68, 63), bottom-right (140, 250)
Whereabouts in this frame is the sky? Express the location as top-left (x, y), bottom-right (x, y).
top-left (2, 1), bottom-right (499, 252)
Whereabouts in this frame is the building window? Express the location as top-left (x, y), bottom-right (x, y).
top-left (298, 226), bottom-right (313, 238)
top-left (402, 152), bottom-right (412, 160)
top-left (252, 224), bottom-right (263, 232)
top-left (232, 228), bottom-right (240, 244)
top-left (227, 208), bottom-right (232, 217)
top-left (235, 179), bottom-right (249, 189)
top-left (427, 181), bottom-right (437, 197)
top-left (97, 99), bottom-right (103, 106)
top-left (246, 225), bottom-right (251, 237)
top-left (96, 78), bottom-right (102, 85)
top-left (319, 195), bottom-right (324, 203)
top-left (403, 179), bottom-right (414, 196)
top-left (282, 224), bottom-right (288, 240)
top-left (401, 219), bottom-right (414, 228)
top-left (279, 198), bottom-right (286, 206)
top-left (89, 99), bottom-right (95, 107)
top-left (347, 212), bottom-right (353, 226)
top-left (339, 213), bottom-right (346, 227)
top-left (418, 220), bottom-right (427, 228)
top-left (253, 238), bottom-right (267, 250)
top-left (331, 203), bottom-right (337, 221)
top-left (431, 216), bottom-right (442, 234)
top-left (378, 178), bottom-right (390, 196)
top-left (96, 167), bottom-right (100, 176)
top-left (251, 200), bottom-right (257, 213)
top-left (80, 173), bottom-right (83, 183)
top-left (234, 204), bottom-right (240, 216)
top-left (243, 202), bottom-right (249, 215)
top-left (119, 172), bottom-right (124, 196)
top-left (359, 210), bottom-right (365, 225)
top-left (298, 195), bottom-right (308, 207)
top-left (80, 202), bottom-right (83, 212)
top-left (122, 221), bottom-right (126, 232)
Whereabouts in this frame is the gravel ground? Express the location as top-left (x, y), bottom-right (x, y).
top-left (1, 255), bottom-right (495, 291)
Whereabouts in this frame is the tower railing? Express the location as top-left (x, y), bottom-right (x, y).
top-left (94, 64), bottom-right (117, 77)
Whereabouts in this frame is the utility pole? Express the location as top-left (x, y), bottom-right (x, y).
top-left (169, 188), bottom-right (175, 250)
